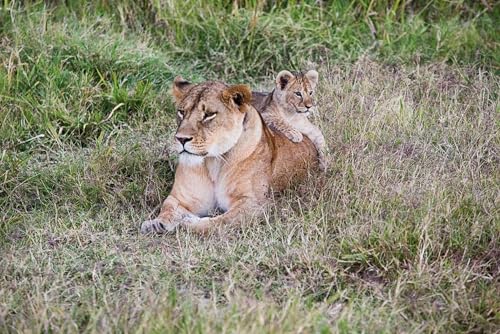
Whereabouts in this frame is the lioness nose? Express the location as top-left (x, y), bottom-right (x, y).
top-left (175, 135), bottom-right (193, 146)
top-left (305, 103), bottom-right (313, 109)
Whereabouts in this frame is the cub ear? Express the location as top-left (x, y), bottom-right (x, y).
top-left (305, 70), bottom-right (319, 89)
top-left (276, 70), bottom-right (294, 90)
top-left (222, 84), bottom-right (252, 112)
top-left (172, 76), bottom-right (193, 103)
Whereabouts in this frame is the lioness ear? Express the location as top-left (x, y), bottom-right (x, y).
top-left (172, 76), bottom-right (193, 103)
top-left (305, 70), bottom-right (319, 89)
top-left (222, 84), bottom-right (252, 112)
top-left (276, 70), bottom-right (294, 90)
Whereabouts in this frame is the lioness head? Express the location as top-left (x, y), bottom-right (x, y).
top-left (171, 77), bottom-right (252, 165)
top-left (274, 70), bottom-right (318, 116)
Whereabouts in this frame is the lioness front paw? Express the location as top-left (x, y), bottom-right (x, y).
top-left (180, 213), bottom-right (201, 225)
top-left (183, 216), bottom-right (212, 233)
top-left (140, 218), bottom-right (178, 234)
top-left (286, 129), bottom-right (303, 143)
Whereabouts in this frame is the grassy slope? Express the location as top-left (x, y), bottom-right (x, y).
top-left (1, 1), bottom-right (499, 333)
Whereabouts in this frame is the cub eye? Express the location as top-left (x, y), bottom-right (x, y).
top-left (294, 91), bottom-right (302, 97)
top-left (203, 111), bottom-right (217, 121)
top-left (309, 91), bottom-right (314, 96)
top-left (177, 110), bottom-right (185, 118)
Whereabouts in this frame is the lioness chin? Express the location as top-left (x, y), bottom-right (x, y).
top-left (141, 78), bottom-right (319, 234)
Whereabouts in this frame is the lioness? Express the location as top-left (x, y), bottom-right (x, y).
top-left (141, 78), bottom-right (319, 234)
top-left (252, 70), bottom-right (327, 170)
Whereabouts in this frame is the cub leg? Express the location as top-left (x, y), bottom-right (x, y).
top-left (300, 123), bottom-right (328, 172)
top-left (260, 111), bottom-right (303, 143)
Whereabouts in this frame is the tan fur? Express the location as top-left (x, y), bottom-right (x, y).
top-left (252, 70), bottom-right (327, 170)
top-left (141, 79), bottom-right (319, 234)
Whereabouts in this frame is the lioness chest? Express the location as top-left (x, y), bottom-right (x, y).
top-left (206, 160), bottom-right (232, 212)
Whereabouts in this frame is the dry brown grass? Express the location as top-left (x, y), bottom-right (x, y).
top-left (1, 58), bottom-right (498, 333)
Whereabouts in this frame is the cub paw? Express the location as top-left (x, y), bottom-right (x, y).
top-left (286, 130), bottom-right (303, 143)
top-left (140, 219), bottom-right (178, 234)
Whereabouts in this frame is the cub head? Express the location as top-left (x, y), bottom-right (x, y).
top-left (171, 76), bottom-right (252, 165)
top-left (274, 70), bottom-right (318, 116)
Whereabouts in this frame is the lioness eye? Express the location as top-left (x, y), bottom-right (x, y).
top-left (294, 92), bottom-right (302, 97)
top-left (177, 110), bottom-right (184, 118)
top-left (203, 112), bottom-right (217, 121)
top-left (309, 91), bottom-right (313, 96)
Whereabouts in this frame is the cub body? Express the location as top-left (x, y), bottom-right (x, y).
top-left (252, 70), bottom-right (327, 170)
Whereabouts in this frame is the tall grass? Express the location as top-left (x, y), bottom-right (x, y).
top-left (1, 0), bottom-right (497, 149)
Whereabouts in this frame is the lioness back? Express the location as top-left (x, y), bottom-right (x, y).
top-left (251, 91), bottom-right (269, 112)
top-left (265, 127), bottom-right (319, 191)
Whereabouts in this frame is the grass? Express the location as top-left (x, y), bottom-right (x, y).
top-left (1, 1), bottom-right (499, 333)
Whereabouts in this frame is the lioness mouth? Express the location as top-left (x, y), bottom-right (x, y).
top-left (180, 150), bottom-right (206, 157)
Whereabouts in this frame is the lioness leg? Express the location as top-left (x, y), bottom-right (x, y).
top-left (182, 199), bottom-right (262, 233)
top-left (141, 196), bottom-right (193, 234)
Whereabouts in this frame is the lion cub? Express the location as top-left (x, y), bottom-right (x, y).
top-left (253, 70), bottom-right (327, 170)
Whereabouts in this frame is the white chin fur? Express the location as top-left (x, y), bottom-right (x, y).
top-left (178, 154), bottom-right (205, 166)
top-left (173, 142), bottom-right (183, 153)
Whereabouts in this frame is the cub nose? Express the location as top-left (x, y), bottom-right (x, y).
top-left (175, 135), bottom-right (193, 146)
top-left (305, 103), bottom-right (313, 109)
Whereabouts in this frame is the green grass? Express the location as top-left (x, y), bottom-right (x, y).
top-left (1, 1), bottom-right (499, 333)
